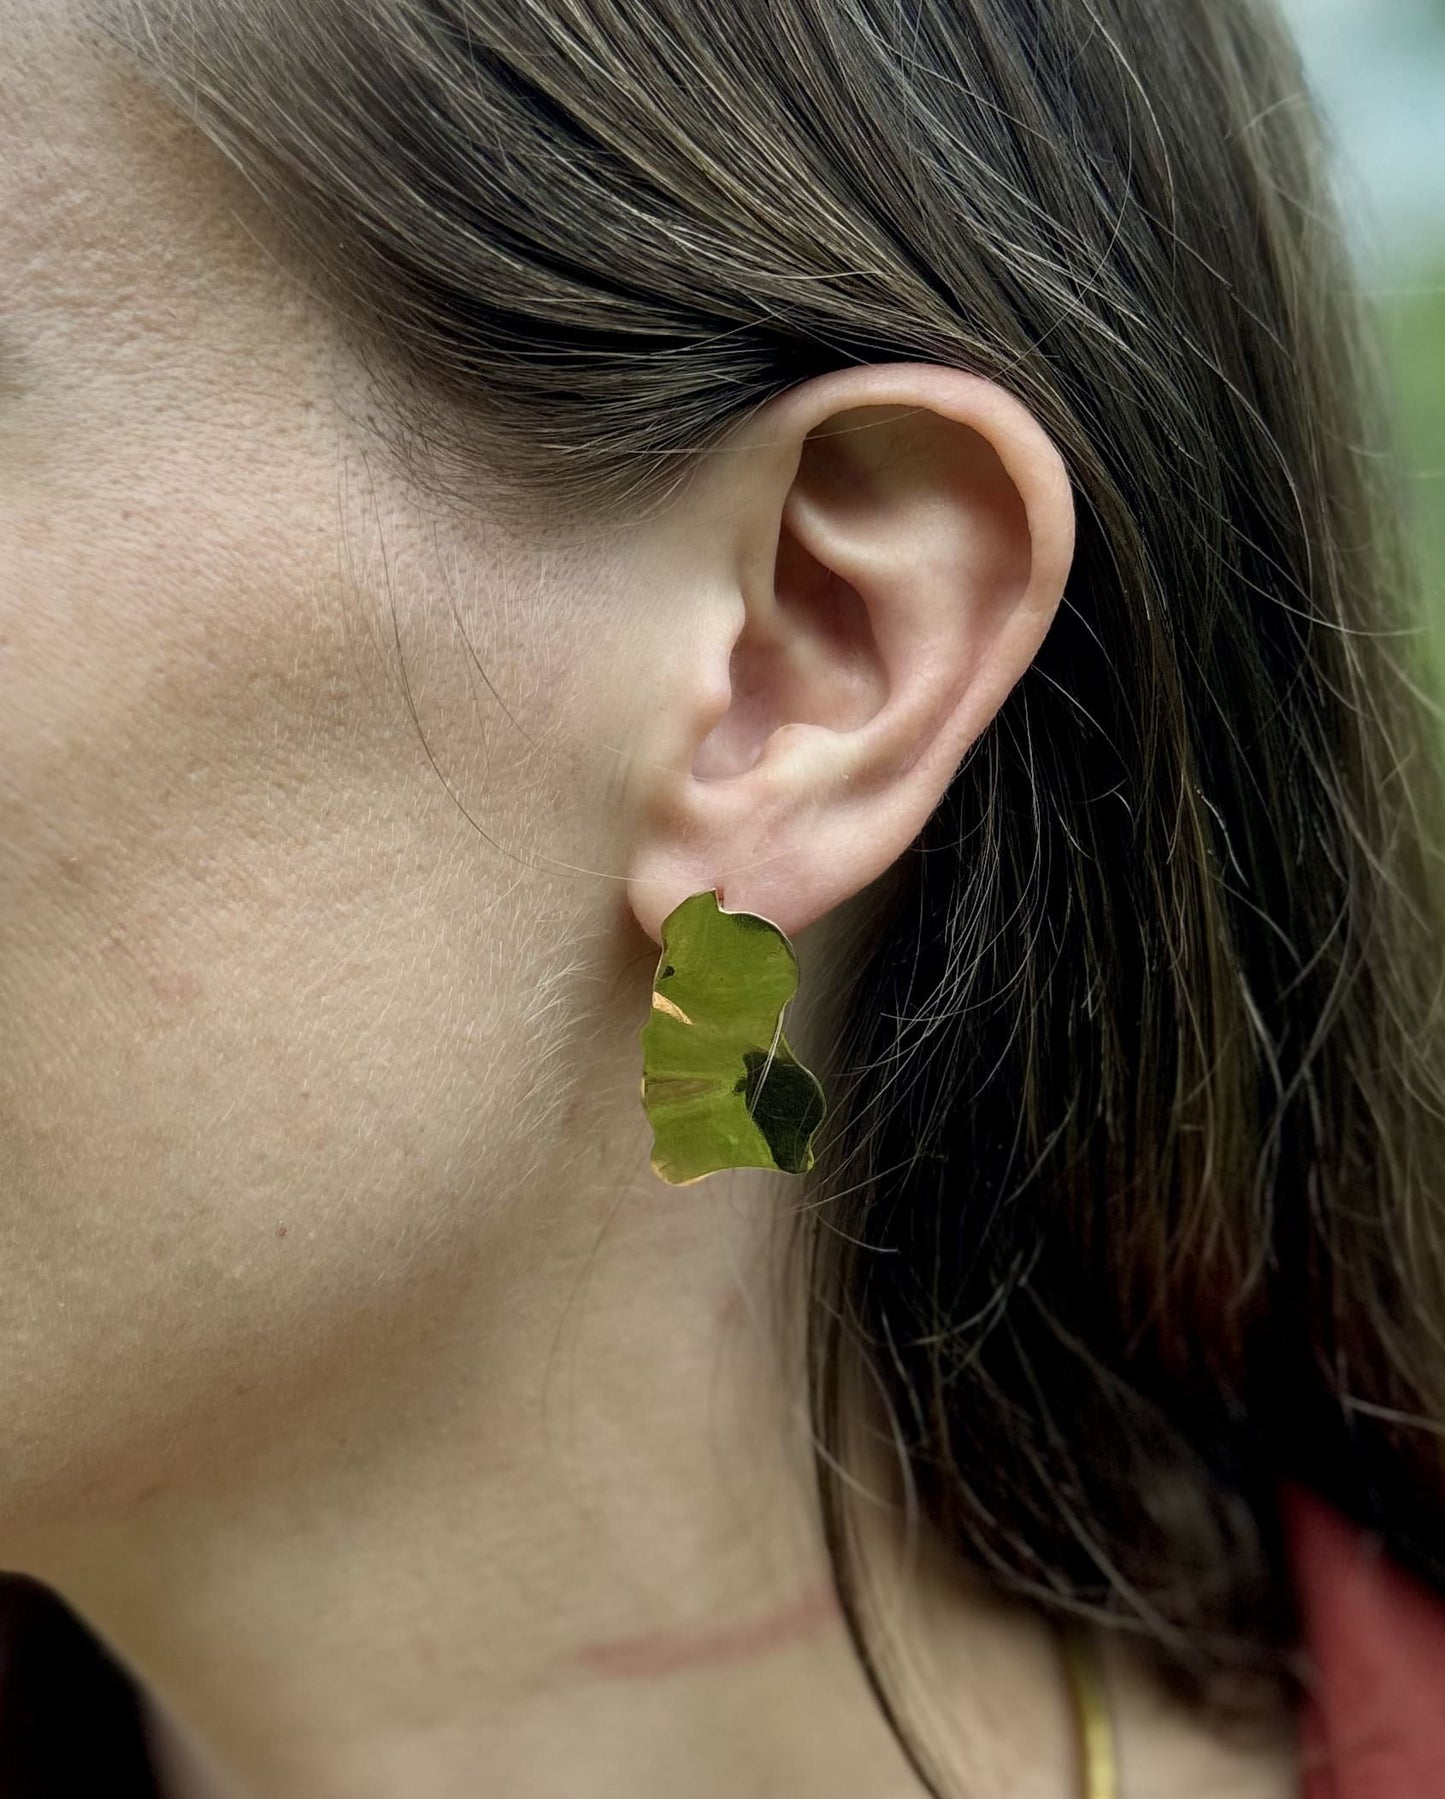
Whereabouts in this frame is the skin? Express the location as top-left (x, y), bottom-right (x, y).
top-left (0, 4), bottom-right (1301, 1794)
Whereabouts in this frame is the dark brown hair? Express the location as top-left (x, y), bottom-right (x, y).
top-left (68, 0), bottom-right (1445, 1788)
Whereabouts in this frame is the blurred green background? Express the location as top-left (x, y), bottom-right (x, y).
top-left (1283, 0), bottom-right (1444, 640)
top-left (1389, 276), bottom-right (1445, 635)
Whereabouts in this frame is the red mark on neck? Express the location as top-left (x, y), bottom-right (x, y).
top-left (576, 1580), bottom-right (840, 1680)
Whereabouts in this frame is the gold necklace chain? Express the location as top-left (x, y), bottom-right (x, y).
top-left (1058, 1623), bottom-right (1120, 1799)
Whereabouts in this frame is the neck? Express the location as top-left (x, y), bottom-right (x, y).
top-left (12, 1143), bottom-right (963, 1799)
top-left (5, 906), bottom-right (1082, 1799)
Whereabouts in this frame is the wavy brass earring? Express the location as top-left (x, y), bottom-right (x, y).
top-left (639, 887), bottom-right (827, 1185)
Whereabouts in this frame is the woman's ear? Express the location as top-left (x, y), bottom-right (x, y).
top-left (624, 362), bottom-right (1075, 944)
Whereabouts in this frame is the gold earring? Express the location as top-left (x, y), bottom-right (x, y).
top-left (639, 887), bottom-right (827, 1185)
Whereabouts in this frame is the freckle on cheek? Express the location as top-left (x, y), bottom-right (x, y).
top-left (148, 968), bottom-right (204, 1004)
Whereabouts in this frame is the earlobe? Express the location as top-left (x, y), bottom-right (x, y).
top-left (626, 363), bottom-right (1074, 946)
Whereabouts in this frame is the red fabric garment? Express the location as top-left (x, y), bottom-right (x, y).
top-left (1285, 1485), bottom-right (1445, 1799)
